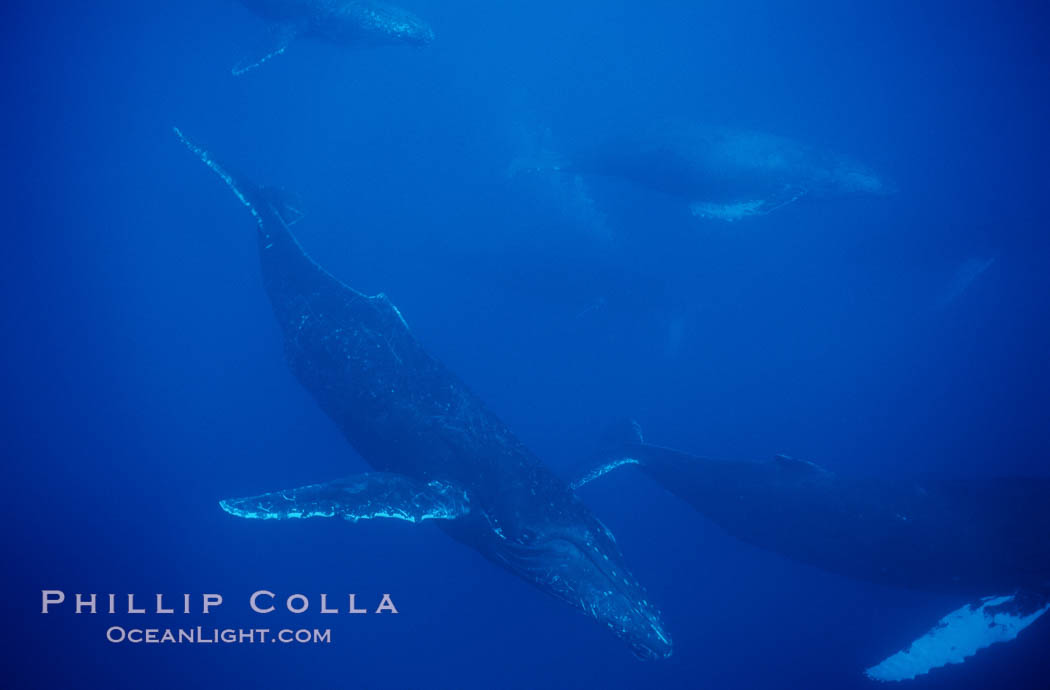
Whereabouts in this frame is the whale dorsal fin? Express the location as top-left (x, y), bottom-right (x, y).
top-left (220, 472), bottom-right (470, 523)
top-left (370, 292), bottom-right (411, 331)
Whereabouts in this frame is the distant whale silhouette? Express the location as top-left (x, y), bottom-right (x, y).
top-left (935, 256), bottom-right (996, 309)
top-left (232, 0), bottom-right (434, 75)
top-left (576, 419), bottom-right (1050, 681)
top-left (551, 123), bottom-right (892, 221)
top-left (173, 128), bottom-right (672, 660)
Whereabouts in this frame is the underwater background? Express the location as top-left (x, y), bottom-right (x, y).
top-left (3, 0), bottom-right (1050, 687)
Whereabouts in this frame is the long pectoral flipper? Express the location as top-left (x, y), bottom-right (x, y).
top-left (571, 418), bottom-right (647, 490)
top-left (690, 185), bottom-right (806, 222)
top-left (571, 458), bottom-right (641, 490)
top-left (220, 473), bottom-right (471, 523)
top-left (232, 23), bottom-right (300, 76)
top-left (865, 591), bottom-right (1050, 682)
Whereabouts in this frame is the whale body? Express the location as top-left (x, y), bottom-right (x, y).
top-left (577, 420), bottom-right (1050, 680)
top-left (566, 124), bottom-right (892, 221)
top-left (233, 0), bottom-right (433, 74)
top-left (174, 129), bottom-right (671, 659)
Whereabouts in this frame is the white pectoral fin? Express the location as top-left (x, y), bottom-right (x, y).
top-left (570, 457), bottom-right (641, 490)
top-left (219, 472), bottom-right (470, 524)
top-left (865, 592), bottom-right (1050, 682)
top-left (231, 24), bottom-right (299, 76)
top-left (690, 186), bottom-right (806, 222)
top-left (690, 199), bottom-right (769, 222)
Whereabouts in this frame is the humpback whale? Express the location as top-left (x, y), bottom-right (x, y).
top-left (576, 420), bottom-right (1050, 681)
top-left (555, 124), bottom-right (891, 221)
top-left (232, 0), bottom-right (434, 75)
top-left (172, 129), bottom-right (672, 660)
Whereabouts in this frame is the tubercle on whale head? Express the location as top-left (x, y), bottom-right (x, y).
top-left (487, 509), bottom-right (673, 660)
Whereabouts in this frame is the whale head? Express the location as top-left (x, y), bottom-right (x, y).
top-left (488, 509), bottom-right (673, 659)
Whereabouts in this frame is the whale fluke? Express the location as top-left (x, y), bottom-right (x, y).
top-left (220, 473), bottom-right (471, 523)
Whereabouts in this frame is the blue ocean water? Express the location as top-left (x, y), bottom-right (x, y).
top-left (3, 1), bottom-right (1050, 688)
